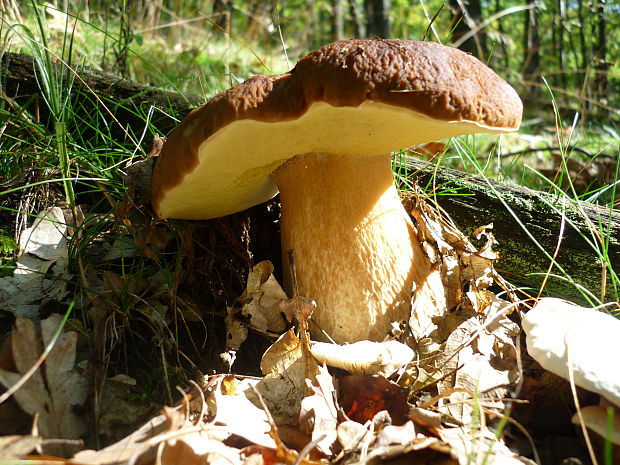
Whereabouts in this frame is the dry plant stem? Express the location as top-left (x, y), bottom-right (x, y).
top-left (567, 341), bottom-right (599, 465)
top-left (274, 153), bottom-right (442, 343)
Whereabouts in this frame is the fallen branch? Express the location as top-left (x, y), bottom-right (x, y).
top-left (1, 51), bottom-right (202, 139)
top-left (408, 158), bottom-right (619, 302)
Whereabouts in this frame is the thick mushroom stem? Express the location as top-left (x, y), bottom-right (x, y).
top-left (273, 153), bottom-right (443, 343)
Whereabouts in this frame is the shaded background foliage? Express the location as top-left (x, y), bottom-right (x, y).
top-left (5, 0), bottom-right (618, 123)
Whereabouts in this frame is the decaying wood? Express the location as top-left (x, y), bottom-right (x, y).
top-left (1, 51), bottom-right (203, 138)
top-left (408, 158), bottom-right (619, 302)
top-left (3, 51), bottom-right (618, 302)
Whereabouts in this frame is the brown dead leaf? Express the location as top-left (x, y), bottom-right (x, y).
top-left (460, 225), bottom-right (498, 291)
top-left (222, 261), bottom-right (290, 365)
top-left (435, 306), bottom-right (519, 425)
top-left (337, 421), bottom-right (454, 465)
top-left (72, 376), bottom-right (273, 465)
top-left (408, 407), bottom-right (442, 437)
top-left (299, 364), bottom-right (338, 455)
top-left (337, 420), bottom-right (372, 452)
top-left (211, 377), bottom-right (275, 448)
top-left (374, 421), bottom-right (416, 447)
top-left (239, 261), bottom-right (289, 333)
top-left (439, 427), bottom-right (533, 465)
top-left (0, 314), bottom-right (88, 457)
top-left (0, 206), bottom-right (71, 318)
top-left (160, 430), bottom-right (242, 465)
top-left (95, 373), bottom-right (152, 442)
top-left (0, 435), bottom-right (43, 460)
top-left (256, 329), bottom-right (319, 425)
top-left (339, 375), bottom-right (409, 426)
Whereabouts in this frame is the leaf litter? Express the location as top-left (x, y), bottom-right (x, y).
top-left (0, 177), bottom-right (559, 464)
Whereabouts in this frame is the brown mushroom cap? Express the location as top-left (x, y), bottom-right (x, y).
top-left (151, 39), bottom-right (522, 219)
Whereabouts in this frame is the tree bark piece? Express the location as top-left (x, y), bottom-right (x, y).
top-left (406, 158), bottom-right (619, 303)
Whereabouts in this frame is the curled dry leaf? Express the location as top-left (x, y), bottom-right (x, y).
top-left (408, 407), bottom-right (442, 436)
top-left (299, 364), bottom-right (338, 455)
top-left (310, 340), bottom-right (414, 377)
top-left (439, 427), bottom-right (534, 465)
top-left (223, 261), bottom-right (289, 362)
top-left (407, 197), bottom-right (453, 339)
top-left (239, 261), bottom-right (289, 333)
top-left (406, 193), bottom-right (511, 343)
top-left (0, 314), bottom-right (88, 457)
top-left (0, 206), bottom-right (71, 318)
top-left (435, 303), bottom-right (519, 425)
top-left (256, 329), bottom-right (319, 425)
top-left (0, 435), bottom-right (43, 460)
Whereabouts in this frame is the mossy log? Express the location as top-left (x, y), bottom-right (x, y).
top-left (407, 159), bottom-right (619, 303)
top-left (3, 51), bottom-right (618, 302)
top-left (1, 51), bottom-right (202, 138)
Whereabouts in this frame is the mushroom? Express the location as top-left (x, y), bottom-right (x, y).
top-left (151, 39), bottom-right (522, 343)
top-left (522, 297), bottom-right (620, 407)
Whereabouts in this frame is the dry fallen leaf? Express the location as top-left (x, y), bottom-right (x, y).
top-left (435, 306), bottom-right (519, 425)
top-left (408, 407), bottom-right (442, 436)
top-left (237, 261), bottom-right (289, 333)
top-left (211, 376), bottom-right (275, 448)
top-left (299, 364), bottom-right (338, 455)
top-left (0, 435), bottom-right (43, 460)
top-left (337, 420), bottom-right (372, 452)
top-left (439, 426), bottom-right (534, 465)
top-left (222, 261), bottom-right (290, 366)
top-left (374, 421), bottom-right (416, 447)
top-left (0, 207), bottom-right (71, 318)
top-left (256, 329), bottom-right (319, 425)
top-left (94, 373), bottom-right (152, 443)
top-left (339, 375), bottom-right (409, 426)
top-left (70, 411), bottom-right (172, 465)
top-left (0, 314), bottom-right (88, 457)
top-left (159, 429), bottom-right (242, 465)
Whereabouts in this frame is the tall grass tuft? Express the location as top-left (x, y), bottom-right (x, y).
top-left (15, 1), bottom-right (78, 211)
